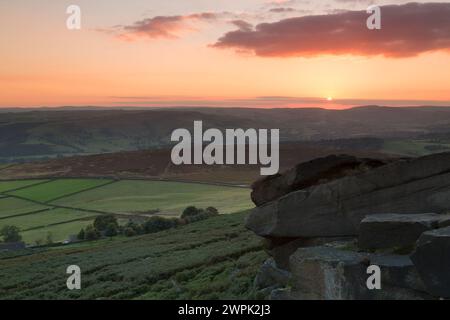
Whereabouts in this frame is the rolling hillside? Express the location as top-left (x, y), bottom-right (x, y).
top-left (0, 142), bottom-right (391, 184)
top-left (0, 211), bottom-right (265, 300)
top-left (1, 106), bottom-right (450, 162)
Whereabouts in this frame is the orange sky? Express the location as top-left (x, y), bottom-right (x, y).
top-left (1, 0), bottom-right (450, 108)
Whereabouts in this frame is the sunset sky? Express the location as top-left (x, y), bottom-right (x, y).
top-left (1, 0), bottom-right (450, 108)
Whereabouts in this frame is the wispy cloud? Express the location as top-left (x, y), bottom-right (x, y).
top-left (107, 12), bottom-right (219, 40)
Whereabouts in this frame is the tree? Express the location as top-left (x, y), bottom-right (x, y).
top-left (85, 225), bottom-right (100, 241)
top-left (0, 225), bottom-right (22, 243)
top-left (77, 228), bottom-right (85, 240)
top-left (205, 207), bottom-right (219, 216)
top-left (124, 227), bottom-right (136, 237)
top-left (105, 223), bottom-right (118, 237)
top-left (143, 217), bottom-right (178, 234)
top-left (181, 206), bottom-right (202, 219)
top-left (94, 214), bottom-right (118, 232)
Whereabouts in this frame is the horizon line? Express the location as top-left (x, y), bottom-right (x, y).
top-left (2, 104), bottom-right (450, 112)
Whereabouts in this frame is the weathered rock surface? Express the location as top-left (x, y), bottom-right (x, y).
top-left (254, 258), bottom-right (291, 290)
top-left (263, 236), bottom-right (355, 270)
top-left (289, 246), bottom-right (370, 300)
top-left (411, 227), bottom-right (450, 298)
top-left (288, 246), bottom-right (430, 300)
top-left (370, 254), bottom-right (425, 292)
top-left (246, 152), bottom-right (450, 238)
top-left (358, 213), bottom-right (450, 250)
top-left (269, 288), bottom-right (295, 300)
top-left (251, 154), bottom-right (389, 206)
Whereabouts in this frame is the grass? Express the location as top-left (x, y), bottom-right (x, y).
top-left (7, 179), bottom-right (113, 203)
top-left (0, 179), bottom-right (253, 248)
top-left (53, 180), bottom-right (253, 216)
top-left (0, 180), bottom-right (49, 193)
top-left (0, 208), bottom-right (97, 232)
top-left (0, 197), bottom-right (51, 218)
top-left (0, 211), bottom-right (265, 300)
top-left (136, 250), bottom-right (267, 300)
top-left (20, 220), bottom-right (95, 245)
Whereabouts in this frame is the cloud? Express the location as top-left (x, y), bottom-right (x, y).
top-left (213, 2), bottom-right (450, 58)
top-left (114, 12), bottom-right (218, 40)
top-left (269, 7), bottom-right (296, 13)
top-left (230, 20), bottom-right (254, 32)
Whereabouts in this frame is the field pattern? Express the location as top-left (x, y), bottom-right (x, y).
top-left (20, 220), bottom-right (95, 244)
top-left (0, 198), bottom-right (50, 219)
top-left (7, 179), bottom-right (113, 203)
top-left (0, 180), bottom-right (49, 193)
top-left (0, 208), bottom-right (96, 232)
top-left (0, 178), bottom-right (253, 245)
top-left (53, 180), bottom-right (253, 216)
top-left (0, 212), bottom-right (265, 300)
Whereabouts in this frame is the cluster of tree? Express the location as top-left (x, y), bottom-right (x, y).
top-left (0, 225), bottom-right (22, 243)
top-left (122, 216), bottom-right (179, 237)
top-left (78, 214), bottom-right (119, 241)
top-left (77, 206), bottom-right (220, 241)
top-left (180, 206), bottom-right (219, 223)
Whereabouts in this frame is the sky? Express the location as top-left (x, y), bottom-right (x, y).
top-left (1, 0), bottom-right (450, 109)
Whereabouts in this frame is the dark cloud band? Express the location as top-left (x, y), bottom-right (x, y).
top-left (213, 2), bottom-right (450, 58)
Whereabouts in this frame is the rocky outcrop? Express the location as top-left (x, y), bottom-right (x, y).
top-left (254, 258), bottom-right (291, 290)
top-left (248, 152), bottom-right (450, 300)
top-left (246, 152), bottom-right (450, 238)
top-left (288, 247), bottom-right (429, 300)
top-left (289, 246), bottom-right (369, 300)
top-left (359, 213), bottom-right (450, 250)
top-left (411, 227), bottom-right (450, 298)
top-left (251, 155), bottom-right (389, 206)
top-left (262, 236), bottom-right (354, 269)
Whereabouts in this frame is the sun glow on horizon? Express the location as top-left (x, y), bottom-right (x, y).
top-left (1, 1), bottom-right (450, 108)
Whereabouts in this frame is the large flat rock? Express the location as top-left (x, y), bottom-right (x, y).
top-left (246, 152), bottom-right (450, 238)
top-left (411, 226), bottom-right (450, 298)
top-left (358, 213), bottom-right (450, 250)
top-left (251, 155), bottom-right (388, 206)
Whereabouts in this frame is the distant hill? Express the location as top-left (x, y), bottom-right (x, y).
top-left (1, 106), bottom-right (450, 161)
top-left (0, 142), bottom-right (391, 184)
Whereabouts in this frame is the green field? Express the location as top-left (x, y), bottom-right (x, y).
top-left (20, 220), bottom-right (95, 245)
top-left (0, 211), bottom-right (265, 300)
top-left (7, 179), bottom-right (112, 203)
top-left (0, 180), bottom-right (49, 193)
top-left (53, 180), bottom-right (253, 216)
top-left (0, 197), bottom-right (51, 218)
top-left (0, 178), bottom-right (253, 245)
top-left (0, 208), bottom-right (97, 232)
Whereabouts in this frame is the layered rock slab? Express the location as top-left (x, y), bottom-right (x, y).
top-left (246, 152), bottom-right (450, 238)
top-left (358, 213), bottom-right (450, 250)
top-left (251, 154), bottom-right (389, 206)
